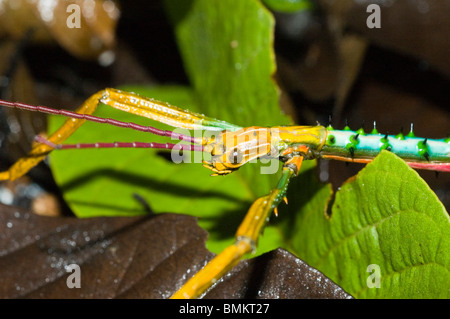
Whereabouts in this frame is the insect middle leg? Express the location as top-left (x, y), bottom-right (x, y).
top-left (171, 155), bottom-right (305, 299)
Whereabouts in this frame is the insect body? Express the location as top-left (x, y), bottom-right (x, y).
top-left (0, 89), bottom-right (448, 298)
top-left (321, 126), bottom-right (450, 172)
top-left (203, 123), bottom-right (450, 176)
top-left (203, 125), bottom-right (327, 175)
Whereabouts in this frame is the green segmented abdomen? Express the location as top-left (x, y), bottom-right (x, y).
top-left (321, 128), bottom-right (450, 164)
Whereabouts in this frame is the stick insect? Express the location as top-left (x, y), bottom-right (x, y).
top-left (0, 88), bottom-right (449, 298)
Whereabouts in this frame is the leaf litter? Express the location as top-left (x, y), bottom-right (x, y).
top-left (0, 203), bottom-right (351, 298)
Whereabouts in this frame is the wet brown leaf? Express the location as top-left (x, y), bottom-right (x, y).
top-left (205, 249), bottom-right (352, 299)
top-left (0, 203), bottom-right (351, 299)
top-left (0, 0), bottom-right (120, 59)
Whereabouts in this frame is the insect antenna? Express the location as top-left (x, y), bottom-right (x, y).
top-left (0, 99), bottom-right (201, 144)
top-left (34, 135), bottom-right (204, 152)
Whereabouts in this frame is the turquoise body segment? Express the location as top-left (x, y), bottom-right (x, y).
top-left (321, 129), bottom-right (450, 163)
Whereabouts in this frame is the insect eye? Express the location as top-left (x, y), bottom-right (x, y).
top-left (210, 143), bottom-right (226, 156)
top-left (228, 148), bottom-right (243, 165)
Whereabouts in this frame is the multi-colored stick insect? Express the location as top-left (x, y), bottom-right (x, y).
top-left (0, 88), bottom-right (449, 298)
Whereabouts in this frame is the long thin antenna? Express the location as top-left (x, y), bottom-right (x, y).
top-left (34, 135), bottom-right (204, 152)
top-left (0, 99), bottom-right (200, 144)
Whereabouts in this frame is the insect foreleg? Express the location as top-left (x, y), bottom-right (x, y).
top-left (0, 88), bottom-right (225, 181)
top-left (0, 92), bottom-right (105, 181)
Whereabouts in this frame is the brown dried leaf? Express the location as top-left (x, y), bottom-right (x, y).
top-left (0, 0), bottom-right (120, 59)
top-left (0, 203), bottom-right (350, 299)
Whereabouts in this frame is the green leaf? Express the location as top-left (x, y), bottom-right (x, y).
top-left (282, 151), bottom-right (450, 298)
top-left (48, 0), bottom-right (292, 257)
top-left (164, 0), bottom-right (292, 207)
top-left (164, 0), bottom-right (288, 128)
top-left (261, 0), bottom-right (314, 13)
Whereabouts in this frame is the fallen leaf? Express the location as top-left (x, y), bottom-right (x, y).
top-left (0, 203), bottom-right (351, 298)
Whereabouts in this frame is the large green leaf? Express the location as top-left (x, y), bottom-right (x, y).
top-left (164, 0), bottom-right (288, 128)
top-left (48, 0), bottom-right (291, 256)
top-left (281, 151), bottom-right (450, 298)
top-left (165, 0), bottom-right (293, 204)
top-left (262, 0), bottom-right (314, 13)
